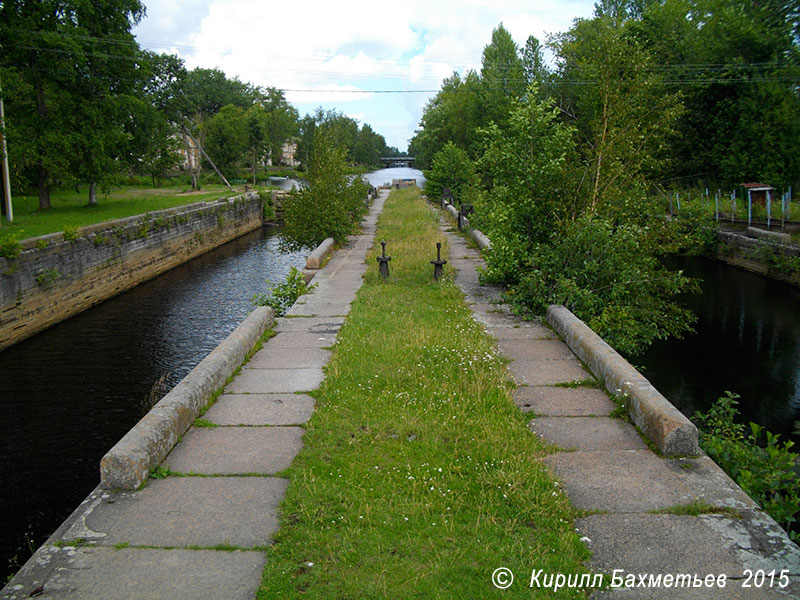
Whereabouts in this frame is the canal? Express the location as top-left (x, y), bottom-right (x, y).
top-left (0, 227), bottom-right (305, 580)
top-left (634, 255), bottom-right (800, 446)
top-left (0, 167), bottom-right (424, 581)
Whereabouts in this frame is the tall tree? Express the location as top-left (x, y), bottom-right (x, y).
top-left (0, 0), bottom-right (144, 209)
top-left (479, 24), bottom-right (526, 129)
top-left (551, 14), bottom-right (683, 219)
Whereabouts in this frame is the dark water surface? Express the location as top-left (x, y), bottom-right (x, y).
top-left (0, 226), bottom-right (305, 579)
top-left (634, 256), bottom-right (800, 444)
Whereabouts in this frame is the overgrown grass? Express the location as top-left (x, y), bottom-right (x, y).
top-left (258, 188), bottom-right (591, 598)
top-left (0, 183), bottom-right (246, 240)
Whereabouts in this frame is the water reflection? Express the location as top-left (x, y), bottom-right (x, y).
top-left (0, 227), bottom-right (305, 580)
top-left (634, 256), bottom-right (800, 443)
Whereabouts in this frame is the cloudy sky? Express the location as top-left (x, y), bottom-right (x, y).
top-left (133, 0), bottom-right (597, 152)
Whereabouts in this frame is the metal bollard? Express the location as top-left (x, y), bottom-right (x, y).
top-left (377, 239), bottom-right (391, 279)
top-left (430, 242), bottom-right (447, 281)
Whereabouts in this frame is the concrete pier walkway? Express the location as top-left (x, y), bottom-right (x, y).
top-left (441, 220), bottom-right (800, 598)
top-left (2, 191), bottom-right (387, 600)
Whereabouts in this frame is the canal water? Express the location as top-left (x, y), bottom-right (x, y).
top-left (634, 255), bottom-right (800, 445)
top-left (0, 227), bottom-right (305, 580)
top-left (0, 167), bottom-right (424, 581)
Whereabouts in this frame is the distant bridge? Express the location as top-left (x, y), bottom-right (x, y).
top-left (381, 156), bottom-right (415, 168)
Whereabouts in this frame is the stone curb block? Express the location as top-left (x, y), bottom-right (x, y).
top-left (746, 226), bottom-right (792, 244)
top-left (306, 237), bottom-right (335, 270)
top-left (470, 229), bottom-right (492, 252)
top-left (99, 306), bottom-right (275, 490)
top-left (546, 305), bottom-right (699, 456)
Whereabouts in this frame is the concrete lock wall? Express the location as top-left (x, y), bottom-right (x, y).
top-left (715, 230), bottom-right (800, 287)
top-left (0, 193), bottom-right (265, 351)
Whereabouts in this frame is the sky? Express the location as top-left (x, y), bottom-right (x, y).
top-left (132, 0), bottom-right (597, 152)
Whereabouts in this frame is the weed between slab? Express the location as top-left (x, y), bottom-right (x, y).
top-left (258, 188), bottom-right (591, 598)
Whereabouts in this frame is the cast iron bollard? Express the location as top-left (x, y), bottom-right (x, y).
top-left (441, 187), bottom-right (453, 209)
top-left (377, 239), bottom-right (391, 279)
top-left (457, 202), bottom-right (474, 231)
top-left (430, 242), bottom-right (447, 281)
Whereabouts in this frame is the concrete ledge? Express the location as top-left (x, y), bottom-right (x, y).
top-left (470, 229), bottom-right (492, 252)
top-left (306, 237), bottom-right (335, 269)
top-left (546, 305), bottom-right (699, 456)
top-left (746, 226), bottom-right (792, 244)
top-left (99, 306), bottom-right (275, 490)
top-left (445, 203), bottom-right (458, 219)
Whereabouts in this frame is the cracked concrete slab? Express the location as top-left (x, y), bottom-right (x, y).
top-left (580, 513), bottom-right (800, 598)
top-left (530, 417), bottom-right (648, 451)
top-left (1, 547), bottom-right (265, 600)
top-left (225, 367), bottom-right (324, 394)
top-left (267, 331), bottom-right (337, 348)
top-left (81, 477), bottom-right (287, 547)
top-left (245, 347), bottom-right (331, 369)
top-left (274, 316), bottom-right (344, 334)
top-left (509, 357), bottom-right (589, 385)
top-left (544, 451), bottom-right (758, 512)
top-left (164, 426), bottom-right (304, 474)
top-left (514, 385), bottom-right (615, 416)
top-left (205, 394), bottom-right (315, 426)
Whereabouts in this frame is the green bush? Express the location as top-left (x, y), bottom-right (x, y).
top-left (497, 217), bottom-right (698, 356)
top-left (281, 130), bottom-right (368, 250)
top-left (694, 392), bottom-right (800, 541)
top-left (62, 225), bottom-right (79, 242)
top-left (423, 142), bottom-right (478, 206)
top-left (0, 232), bottom-right (23, 259)
top-left (252, 266), bottom-right (317, 317)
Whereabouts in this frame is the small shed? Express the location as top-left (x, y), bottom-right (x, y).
top-left (740, 183), bottom-right (775, 206)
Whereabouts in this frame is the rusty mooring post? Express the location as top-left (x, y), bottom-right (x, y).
top-left (457, 202), bottom-right (474, 231)
top-left (430, 242), bottom-right (447, 281)
top-left (441, 187), bottom-right (453, 209)
top-left (377, 239), bottom-right (391, 279)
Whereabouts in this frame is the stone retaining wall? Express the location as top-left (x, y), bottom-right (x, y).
top-left (715, 230), bottom-right (800, 287)
top-left (0, 193), bottom-right (264, 350)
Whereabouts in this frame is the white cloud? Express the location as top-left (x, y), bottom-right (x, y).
top-left (134, 0), bottom-right (597, 150)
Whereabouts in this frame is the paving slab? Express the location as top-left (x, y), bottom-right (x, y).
top-left (530, 417), bottom-right (648, 451)
top-left (274, 316), bottom-right (344, 334)
top-left (509, 357), bottom-right (589, 385)
top-left (579, 513), bottom-right (800, 599)
top-left (497, 338), bottom-right (579, 361)
top-left (225, 367), bottom-right (324, 393)
top-left (164, 426), bottom-right (304, 474)
top-left (268, 331), bottom-right (337, 348)
top-left (514, 385), bottom-right (616, 416)
top-left (485, 323), bottom-right (556, 340)
top-left (284, 302), bottom-right (351, 317)
top-left (1, 547), bottom-right (265, 600)
top-left (543, 451), bottom-right (757, 512)
top-left (205, 394), bottom-right (315, 425)
top-left (80, 477), bottom-right (287, 547)
top-left (245, 347), bottom-right (331, 369)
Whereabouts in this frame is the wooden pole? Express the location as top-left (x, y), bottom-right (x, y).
top-left (181, 124), bottom-right (234, 192)
top-left (0, 81), bottom-right (12, 223)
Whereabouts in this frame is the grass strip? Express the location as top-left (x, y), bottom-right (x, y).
top-left (258, 187), bottom-right (590, 598)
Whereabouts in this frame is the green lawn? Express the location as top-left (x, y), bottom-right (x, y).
top-left (258, 188), bottom-right (591, 598)
top-left (0, 183), bottom-right (249, 241)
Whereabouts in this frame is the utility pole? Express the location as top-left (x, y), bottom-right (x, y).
top-left (0, 74), bottom-right (12, 223)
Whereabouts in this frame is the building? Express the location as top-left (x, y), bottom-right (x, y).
top-left (740, 183), bottom-right (775, 206)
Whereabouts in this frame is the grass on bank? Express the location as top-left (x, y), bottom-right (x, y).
top-left (258, 187), bottom-right (591, 598)
top-left (0, 183), bottom-right (249, 241)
